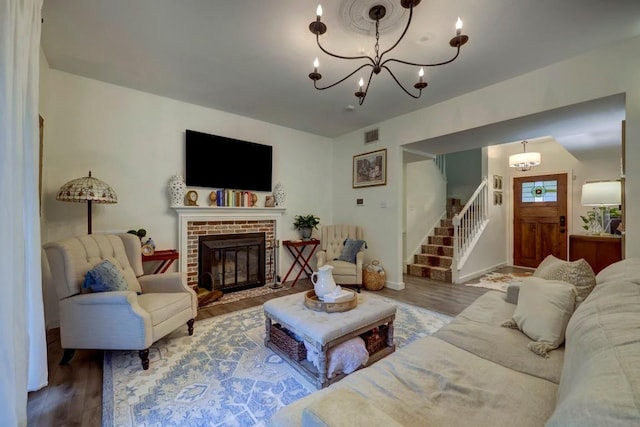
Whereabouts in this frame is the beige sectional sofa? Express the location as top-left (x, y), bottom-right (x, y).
top-left (269, 259), bottom-right (640, 426)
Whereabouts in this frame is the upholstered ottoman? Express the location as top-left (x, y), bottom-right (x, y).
top-left (264, 292), bottom-right (396, 389)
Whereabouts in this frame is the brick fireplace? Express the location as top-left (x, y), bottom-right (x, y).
top-left (174, 207), bottom-right (285, 291)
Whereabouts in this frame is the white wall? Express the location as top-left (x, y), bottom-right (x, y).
top-left (332, 35), bottom-right (640, 286)
top-left (445, 149), bottom-right (482, 203)
top-left (456, 145), bottom-right (509, 281)
top-left (404, 159), bottom-right (446, 268)
top-left (39, 68), bottom-right (333, 328)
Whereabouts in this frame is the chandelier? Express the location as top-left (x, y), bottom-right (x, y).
top-left (509, 141), bottom-right (541, 172)
top-left (307, 0), bottom-right (469, 105)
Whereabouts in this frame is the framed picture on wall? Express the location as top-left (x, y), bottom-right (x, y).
top-left (494, 191), bottom-right (503, 205)
top-left (493, 174), bottom-right (503, 190)
top-left (353, 148), bottom-right (387, 188)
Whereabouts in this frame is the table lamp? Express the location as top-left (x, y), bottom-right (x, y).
top-left (56, 171), bottom-right (118, 234)
top-left (581, 180), bottom-right (621, 235)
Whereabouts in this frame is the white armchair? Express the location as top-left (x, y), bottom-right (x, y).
top-left (316, 224), bottom-right (365, 292)
top-left (43, 234), bottom-right (197, 370)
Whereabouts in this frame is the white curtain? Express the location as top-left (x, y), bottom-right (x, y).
top-left (0, 0), bottom-right (48, 425)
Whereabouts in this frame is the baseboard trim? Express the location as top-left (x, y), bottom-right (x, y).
top-left (456, 262), bottom-right (507, 283)
top-left (384, 280), bottom-right (405, 290)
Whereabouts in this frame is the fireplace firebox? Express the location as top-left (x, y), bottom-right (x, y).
top-left (198, 232), bottom-right (265, 293)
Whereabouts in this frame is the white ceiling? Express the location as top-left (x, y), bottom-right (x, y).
top-left (41, 0), bottom-right (640, 141)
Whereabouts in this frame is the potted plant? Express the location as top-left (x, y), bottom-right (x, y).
top-left (293, 214), bottom-right (320, 240)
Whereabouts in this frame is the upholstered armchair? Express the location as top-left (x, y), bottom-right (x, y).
top-left (43, 234), bottom-right (197, 370)
top-left (316, 224), bottom-right (365, 292)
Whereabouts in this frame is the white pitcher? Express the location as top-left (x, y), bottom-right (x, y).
top-left (311, 265), bottom-right (337, 300)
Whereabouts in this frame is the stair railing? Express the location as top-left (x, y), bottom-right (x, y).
top-left (451, 177), bottom-right (489, 279)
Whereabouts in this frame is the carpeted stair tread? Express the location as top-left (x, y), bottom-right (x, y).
top-left (414, 254), bottom-right (453, 268)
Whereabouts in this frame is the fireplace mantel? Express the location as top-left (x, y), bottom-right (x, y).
top-left (173, 206), bottom-right (286, 218)
top-left (173, 206), bottom-right (286, 279)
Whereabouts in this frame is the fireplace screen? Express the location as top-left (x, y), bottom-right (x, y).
top-left (199, 233), bottom-right (265, 293)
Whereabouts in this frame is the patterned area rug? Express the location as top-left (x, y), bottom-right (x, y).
top-left (199, 284), bottom-right (290, 309)
top-left (464, 271), bottom-right (533, 292)
top-left (102, 293), bottom-right (452, 427)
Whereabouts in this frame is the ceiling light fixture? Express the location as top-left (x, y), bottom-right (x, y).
top-left (509, 140), bottom-right (541, 171)
top-left (308, 0), bottom-right (469, 105)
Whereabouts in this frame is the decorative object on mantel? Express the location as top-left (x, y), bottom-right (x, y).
top-left (293, 214), bottom-right (320, 240)
top-left (265, 195), bottom-right (276, 207)
top-left (307, 1), bottom-right (469, 105)
top-left (509, 140), bottom-right (541, 171)
top-left (56, 171), bottom-right (118, 234)
top-left (209, 191), bottom-right (217, 206)
top-left (274, 182), bottom-right (286, 206)
top-left (168, 174), bottom-right (187, 207)
top-left (185, 190), bottom-right (199, 206)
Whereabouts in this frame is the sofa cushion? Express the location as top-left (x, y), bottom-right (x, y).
top-left (269, 336), bottom-right (558, 427)
top-left (301, 388), bottom-right (403, 427)
top-left (435, 290), bottom-right (565, 383)
top-left (533, 254), bottom-right (596, 301)
top-left (512, 279), bottom-right (576, 357)
top-left (336, 238), bottom-right (366, 263)
top-left (595, 257), bottom-right (640, 286)
top-left (548, 279), bottom-right (640, 426)
top-left (82, 260), bottom-right (129, 293)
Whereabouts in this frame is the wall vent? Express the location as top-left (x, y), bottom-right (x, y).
top-left (364, 128), bottom-right (379, 144)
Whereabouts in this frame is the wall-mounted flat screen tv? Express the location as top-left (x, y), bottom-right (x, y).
top-left (185, 130), bottom-right (273, 191)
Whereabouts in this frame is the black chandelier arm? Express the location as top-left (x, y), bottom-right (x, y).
top-left (357, 68), bottom-right (377, 105)
top-left (315, 34), bottom-right (375, 65)
top-left (380, 46), bottom-right (462, 69)
top-left (382, 65), bottom-right (422, 99)
top-left (313, 63), bottom-right (373, 91)
top-left (377, 3), bottom-right (415, 63)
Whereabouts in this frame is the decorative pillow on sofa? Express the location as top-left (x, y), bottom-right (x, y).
top-left (533, 254), bottom-right (596, 301)
top-left (504, 279), bottom-right (576, 357)
top-left (83, 259), bottom-right (129, 293)
top-left (336, 239), bottom-right (366, 263)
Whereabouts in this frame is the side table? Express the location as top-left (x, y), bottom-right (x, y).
top-left (282, 239), bottom-right (320, 286)
top-left (142, 249), bottom-right (179, 274)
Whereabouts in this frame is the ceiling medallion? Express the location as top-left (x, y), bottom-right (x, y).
top-left (308, 0), bottom-right (469, 105)
top-left (339, 0), bottom-right (406, 36)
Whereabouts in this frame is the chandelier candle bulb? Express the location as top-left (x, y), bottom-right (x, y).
top-left (456, 17), bottom-right (463, 35)
top-left (418, 67), bottom-right (424, 82)
top-left (316, 5), bottom-right (322, 19)
top-left (313, 58), bottom-right (319, 72)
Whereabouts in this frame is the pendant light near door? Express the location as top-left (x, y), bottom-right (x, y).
top-left (509, 140), bottom-right (541, 171)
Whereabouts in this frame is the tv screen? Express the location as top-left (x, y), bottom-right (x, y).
top-left (185, 130), bottom-right (273, 191)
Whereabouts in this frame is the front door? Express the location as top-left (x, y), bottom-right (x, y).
top-left (514, 173), bottom-right (568, 268)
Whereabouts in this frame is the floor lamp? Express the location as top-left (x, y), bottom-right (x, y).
top-left (581, 180), bottom-right (621, 235)
top-left (56, 171), bottom-right (118, 234)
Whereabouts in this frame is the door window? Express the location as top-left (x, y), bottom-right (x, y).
top-left (521, 180), bottom-right (558, 203)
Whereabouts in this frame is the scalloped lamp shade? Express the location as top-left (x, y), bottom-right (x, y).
top-left (56, 171), bottom-right (118, 234)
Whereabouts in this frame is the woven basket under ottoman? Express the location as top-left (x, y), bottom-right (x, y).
top-left (270, 323), bottom-right (307, 361)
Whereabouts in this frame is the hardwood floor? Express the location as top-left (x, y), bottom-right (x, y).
top-left (26, 267), bottom-right (523, 426)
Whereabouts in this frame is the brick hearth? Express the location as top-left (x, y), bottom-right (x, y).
top-left (186, 220), bottom-right (274, 289)
top-left (173, 207), bottom-right (286, 290)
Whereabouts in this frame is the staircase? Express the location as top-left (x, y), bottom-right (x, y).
top-left (407, 198), bottom-right (462, 283)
